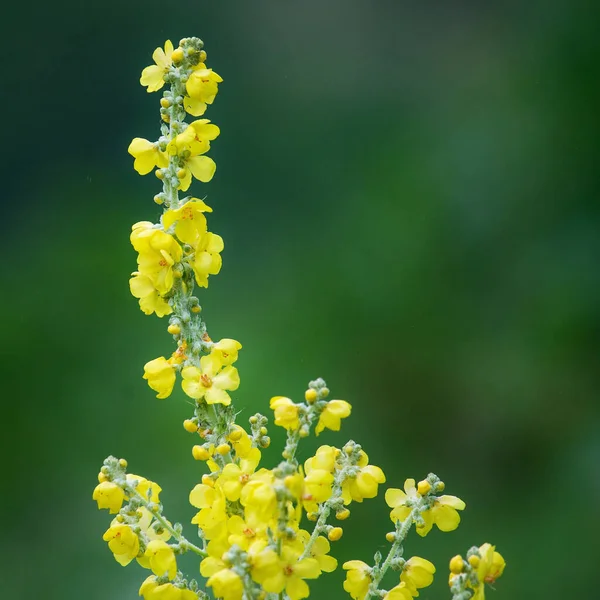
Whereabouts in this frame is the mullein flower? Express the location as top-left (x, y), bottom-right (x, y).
top-left (341, 451), bottom-right (386, 504)
top-left (92, 481), bottom-right (125, 513)
top-left (129, 272), bottom-right (172, 316)
top-left (400, 556), bottom-right (435, 595)
top-left (162, 198), bottom-right (213, 245)
top-left (143, 357), bottom-right (176, 399)
top-left (270, 396), bottom-right (300, 430)
top-left (102, 524), bottom-right (140, 566)
top-left (186, 63), bottom-right (223, 107)
top-left (181, 353), bottom-right (239, 404)
top-left (139, 577), bottom-right (198, 600)
top-left (140, 40), bottom-right (174, 92)
top-left (128, 138), bottom-right (168, 174)
top-left (315, 399), bottom-right (351, 435)
top-left (206, 568), bottom-right (244, 600)
top-left (342, 560), bottom-right (372, 600)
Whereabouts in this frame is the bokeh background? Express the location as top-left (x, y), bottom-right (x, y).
top-left (2, 1), bottom-right (599, 598)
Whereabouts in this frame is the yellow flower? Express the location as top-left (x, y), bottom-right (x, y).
top-left (169, 120), bottom-right (220, 190)
top-left (186, 64), bottom-right (223, 106)
top-left (92, 481), bottom-right (124, 513)
top-left (143, 357), bottom-right (176, 399)
top-left (400, 556), bottom-right (435, 595)
top-left (342, 560), bottom-right (372, 600)
top-left (217, 452), bottom-right (261, 501)
top-left (385, 479), bottom-right (465, 536)
top-left (251, 545), bottom-right (320, 600)
top-left (206, 568), bottom-right (244, 600)
top-left (139, 576), bottom-right (197, 600)
top-left (102, 524), bottom-right (139, 566)
top-left (303, 468), bottom-right (334, 513)
top-left (128, 138), bottom-right (168, 175)
top-left (127, 474), bottom-right (162, 502)
top-left (385, 479), bottom-right (419, 523)
top-left (270, 396), bottom-right (300, 430)
top-left (384, 583), bottom-right (413, 600)
top-left (240, 469), bottom-right (278, 529)
top-left (143, 540), bottom-right (177, 580)
top-left (212, 338), bottom-right (242, 365)
top-left (129, 272), bottom-right (172, 317)
top-left (162, 198), bottom-right (212, 245)
top-left (193, 231), bottom-right (224, 287)
top-left (181, 354), bottom-right (239, 405)
top-left (189, 484), bottom-right (228, 541)
top-left (341, 451), bottom-right (385, 504)
top-left (140, 40), bottom-right (173, 93)
top-left (471, 544), bottom-right (505, 600)
top-left (304, 445), bottom-right (338, 474)
top-left (299, 532), bottom-right (338, 573)
top-left (315, 399), bottom-right (351, 435)
top-left (133, 230), bottom-right (182, 295)
top-left (226, 514), bottom-right (266, 551)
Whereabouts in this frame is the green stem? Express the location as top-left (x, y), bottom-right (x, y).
top-left (130, 487), bottom-right (207, 557)
top-left (365, 508), bottom-right (419, 600)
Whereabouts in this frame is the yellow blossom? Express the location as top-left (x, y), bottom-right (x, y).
top-left (168, 120), bottom-right (220, 190)
top-left (143, 357), bottom-right (176, 399)
top-left (341, 451), bottom-right (385, 504)
top-left (270, 396), bottom-right (300, 430)
top-left (226, 514), bottom-right (266, 550)
top-left (162, 198), bottom-right (212, 245)
top-left (128, 138), bottom-right (168, 175)
top-left (132, 229), bottom-right (182, 295)
top-left (471, 544), bottom-right (505, 600)
top-left (129, 272), bottom-right (172, 317)
top-left (212, 338), bottom-right (242, 365)
top-left (181, 354), bottom-right (239, 405)
top-left (343, 560), bottom-right (372, 600)
top-left (140, 40), bottom-right (173, 92)
top-left (186, 64), bottom-right (223, 107)
top-left (305, 445), bottom-right (338, 474)
top-left (192, 230), bottom-right (224, 288)
top-left (127, 474), bottom-right (162, 502)
top-left (298, 532), bottom-right (337, 573)
top-left (189, 483), bottom-right (228, 541)
top-left (102, 524), bottom-right (139, 566)
top-left (315, 399), bottom-right (351, 435)
top-left (384, 582), bottom-right (413, 600)
top-left (143, 540), bottom-right (177, 580)
top-left (207, 568), bottom-right (244, 600)
top-left (217, 451), bottom-right (261, 501)
top-left (400, 556), bottom-right (435, 595)
top-left (302, 468), bottom-right (334, 513)
top-left (240, 469), bottom-right (278, 529)
top-left (92, 481), bottom-right (125, 513)
top-left (385, 479), bottom-right (465, 536)
top-left (251, 545), bottom-right (320, 600)
top-left (139, 576), bottom-right (197, 600)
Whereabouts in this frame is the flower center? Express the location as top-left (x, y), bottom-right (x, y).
top-left (200, 374), bottom-right (212, 388)
top-left (182, 207), bottom-right (193, 220)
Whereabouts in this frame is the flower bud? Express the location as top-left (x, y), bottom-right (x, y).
top-left (171, 48), bottom-right (184, 63)
top-left (192, 445), bottom-right (210, 461)
top-left (450, 555), bottom-right (465, 574)
top-left (168, 324), bottom-right (181, 335)
top-left (305, 389), bottom-right (318, 403)
top-left (160, 97), bottom-right (171, 108)
top-left (417, 480), bottom-right (432, 495)
top-left (118, 458), bottom-right (128, 469)
top-left (155, 169), bottom-right (165, 180)
top-left (216, 443), bottom-right (231, 456)
top-left (183, 419), bottom-right (197, 433)
top-left (307, 512), bottom-right (318, 522)
top-left (468, 555), bottom-right (480, 568)
top-left (260, 436), bottom-right (271, 448)
top-left (202, 474), bottom-right (215, 487)
top-left (177, 168), bottom-right (186, 179)
top-left (228, 427), bottom-right (243, 442)
top-left (153, 194), bottom-right (164, 205)
top-left (191, 305), bottom-right (202, 313)
top-left (335, 508), bottom-right (350, 521)
top-left (386, 532), bottom-right (396, 543)
top-left (98, 472), bottom-right (109, 483)
top-left (328, 527), bottom-right (343, 542)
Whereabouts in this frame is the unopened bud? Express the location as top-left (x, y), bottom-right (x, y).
top-left (417, 480), bottom-right (432, 495)
top-left (192, 445), bottom-right (210, 461)
top-left (171, 48), bottom-right (184, 63)
top-left (168, 324), bottom-right (181, 335)
top-left (450, 555), bottom-right (465, 574)
top-left (328, 527), bottom-right (343, 542)
top-left (183, 419), bottom-right (197, 433)
top-left (305, 389), bottom-right (318, 403)
top-left (216, 443), bottom-right (231, 456)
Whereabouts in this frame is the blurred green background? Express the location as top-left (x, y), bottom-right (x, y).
top-left (2, 1), bottom-right (599, 598)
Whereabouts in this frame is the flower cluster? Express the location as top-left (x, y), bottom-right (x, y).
top-left (448, 544), bottom-right (506, 600)
top-left (93, 35), bottom-right (507, 600)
